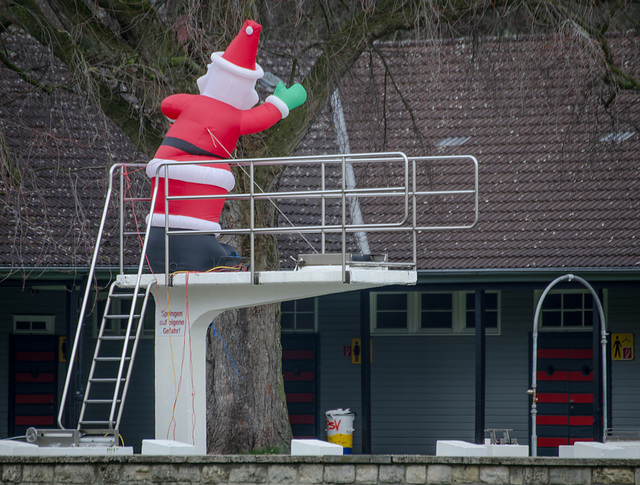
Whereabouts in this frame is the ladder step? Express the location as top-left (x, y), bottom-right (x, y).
top-left (94, 356), bottom-right (131, 362)
top-left (85, 399), bottom-right (121, 404)
top-left (99, 335), bottom-right (136, 341)
top-left (104, 314), bottom-right (141, 319)
top-left (89, 377), bottom-right (126, 383)
top-left (110, 292), bottom-right (146, 299)
top-left (78, 421), bottom-right (112, 426)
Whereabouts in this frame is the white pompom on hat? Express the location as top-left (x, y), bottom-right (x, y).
top-left (210, 19), bottom-right (264, 80)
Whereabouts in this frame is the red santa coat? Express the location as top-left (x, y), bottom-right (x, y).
top-left (146, 93), bottom-right (283, 232)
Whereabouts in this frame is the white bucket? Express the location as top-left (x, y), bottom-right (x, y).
top-left (325, 408), bottom-right (355, 454)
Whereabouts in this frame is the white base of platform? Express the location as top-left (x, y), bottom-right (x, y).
top-left (128, 266), bottom-right (416, 455)
top-left (291, 439), bottom-right (343, 456)
top-left (436, 440), bottom-right (529, 457)
top-left (559, 441), bottom-right (640, 459)
top-left (0, 440), bottom-right (133, 456)
top-left (142, 439), bottom-right (198, 455)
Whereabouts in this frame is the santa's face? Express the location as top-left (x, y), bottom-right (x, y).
top-left (197, 53), bottom-right (262, 109)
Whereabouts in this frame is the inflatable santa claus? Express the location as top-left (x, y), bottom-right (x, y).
top-left (145, 20), bottom-right (306, 272)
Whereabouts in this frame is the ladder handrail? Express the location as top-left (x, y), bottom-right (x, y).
top-left (59, 163), bottom-right (157, 431)
top-left (58, 164), bottom-right (124, 429)
top-left (106, 168), bottom-right (161, 427)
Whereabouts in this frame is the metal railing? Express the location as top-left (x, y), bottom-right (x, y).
top-left (143, 152), bottom-right (479, 284)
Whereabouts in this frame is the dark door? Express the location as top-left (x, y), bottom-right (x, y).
top-left (281, 334), bottom-right (317, 438)
top-left (9, 335), bottom-right (58, 436)
top-left (535, 332), bottom-right (595, 456)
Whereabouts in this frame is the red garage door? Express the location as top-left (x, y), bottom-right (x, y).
top-left (282, 335), bottom-right (317, 438)
top-left (9, 335), bottom-right (58, 437)
top-left (535, 332), bottom-right (597, 456)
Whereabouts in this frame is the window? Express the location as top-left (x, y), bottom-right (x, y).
top-left (371, 291), bottom-right (500, 335)
top-left (420, 293), bottom-right (453, 330)
top-left (464, 292), bottom-right (499, 330)
top-left (536, 290), bottom-right (602, 329)
top-left (281, 298), bottom-right (317, 332)
top-left (376, 293), bottom-right (409, 330)
top-left (13, 315), bottom-right (55, 335)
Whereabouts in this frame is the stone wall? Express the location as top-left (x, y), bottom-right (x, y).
top-left (1, 455), bottom-right (640, 485)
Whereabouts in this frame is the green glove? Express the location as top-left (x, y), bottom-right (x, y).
top-left (273, 82), bottom-right (307, 111)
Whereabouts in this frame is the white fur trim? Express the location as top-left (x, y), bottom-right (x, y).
top-left (266, 95), bottom-right (289, 119)
top-left (210, 51), bottom-right (264, 80)
top-left (147, 158), bottom-right (236, 191)
top-left (147, 214), bottom-right (222, 234)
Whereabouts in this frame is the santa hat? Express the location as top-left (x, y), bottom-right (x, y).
top-left (210, 20), bottom-right (264, 80)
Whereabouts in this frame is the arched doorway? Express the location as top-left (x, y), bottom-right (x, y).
top-left (529, 275), bottom-right (607, 457)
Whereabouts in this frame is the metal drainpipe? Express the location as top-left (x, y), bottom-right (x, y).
top-left (330, 90), bottom-right (371, 256)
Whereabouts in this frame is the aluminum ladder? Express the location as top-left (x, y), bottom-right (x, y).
top-left (57, 163), bottom-right (156, 445)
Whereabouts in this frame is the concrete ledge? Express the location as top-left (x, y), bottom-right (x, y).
top-left (436, 440), bottom-right (529, 457)
top-left (559, 441), bottom-right (640, 459)
top-left (436, 440), bottom-right (488, 457)
top-left (291, 439), bottom-right (343, 456)
top-left (32, 446), bottom-right (133, 456)
top-left (142, 439), bottom-right (197, 455)
top-left (486, 444), bottom-right (530, 457)
top-left (0, 440), bottom-right (40, 455)
top-left (0, 440), bottom-right (133, 456)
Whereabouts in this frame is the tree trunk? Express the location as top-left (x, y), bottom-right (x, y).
top-left (206, 304), bottom-right (290, 453)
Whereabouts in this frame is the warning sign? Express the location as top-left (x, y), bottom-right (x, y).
top-left (349, 338), bottom-right (372, 364)
top-left (351, 338), bottom-right (361, 364)
top-left (157, 309), bottom-right (186, 337)
top-left (612, 333), bottom-right (634, 361)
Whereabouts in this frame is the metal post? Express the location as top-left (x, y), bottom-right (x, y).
top-left (474, 290), bottom-right (486, 444)
top-left (250, 160), bottom-right (256, 283)
top-left (411, 158), bottom-right (418, 269)
top-left (360, 290), bottom-right (371, 453)
top-left (592, 290), bottom-right (603, 442)
top-left (321, 162), bottom-right (326, 254)
top-left (341, 157), bottom-right (347, 282)
top-left (164, 169), bottom-right (170, 280)
top-left (119, 166), bottom-right (125, 275)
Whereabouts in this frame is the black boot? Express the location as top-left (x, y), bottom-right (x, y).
top-left (145, 227), bottom-right (239, 273)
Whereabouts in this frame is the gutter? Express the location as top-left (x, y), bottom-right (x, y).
top-left (417, 267), bottom-right (640, 285)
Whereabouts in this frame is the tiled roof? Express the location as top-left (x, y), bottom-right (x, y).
top-left (276, 33), bottom-right (640, 271)
top-left (0, 28), bottom-right (146, 272)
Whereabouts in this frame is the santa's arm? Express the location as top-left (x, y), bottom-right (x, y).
top-left (160, 94), bottom-right (194, 122)
top-left (240, 102), bottom-right (284, 135)
top-left (240, 82), bottom-right (307, 134)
